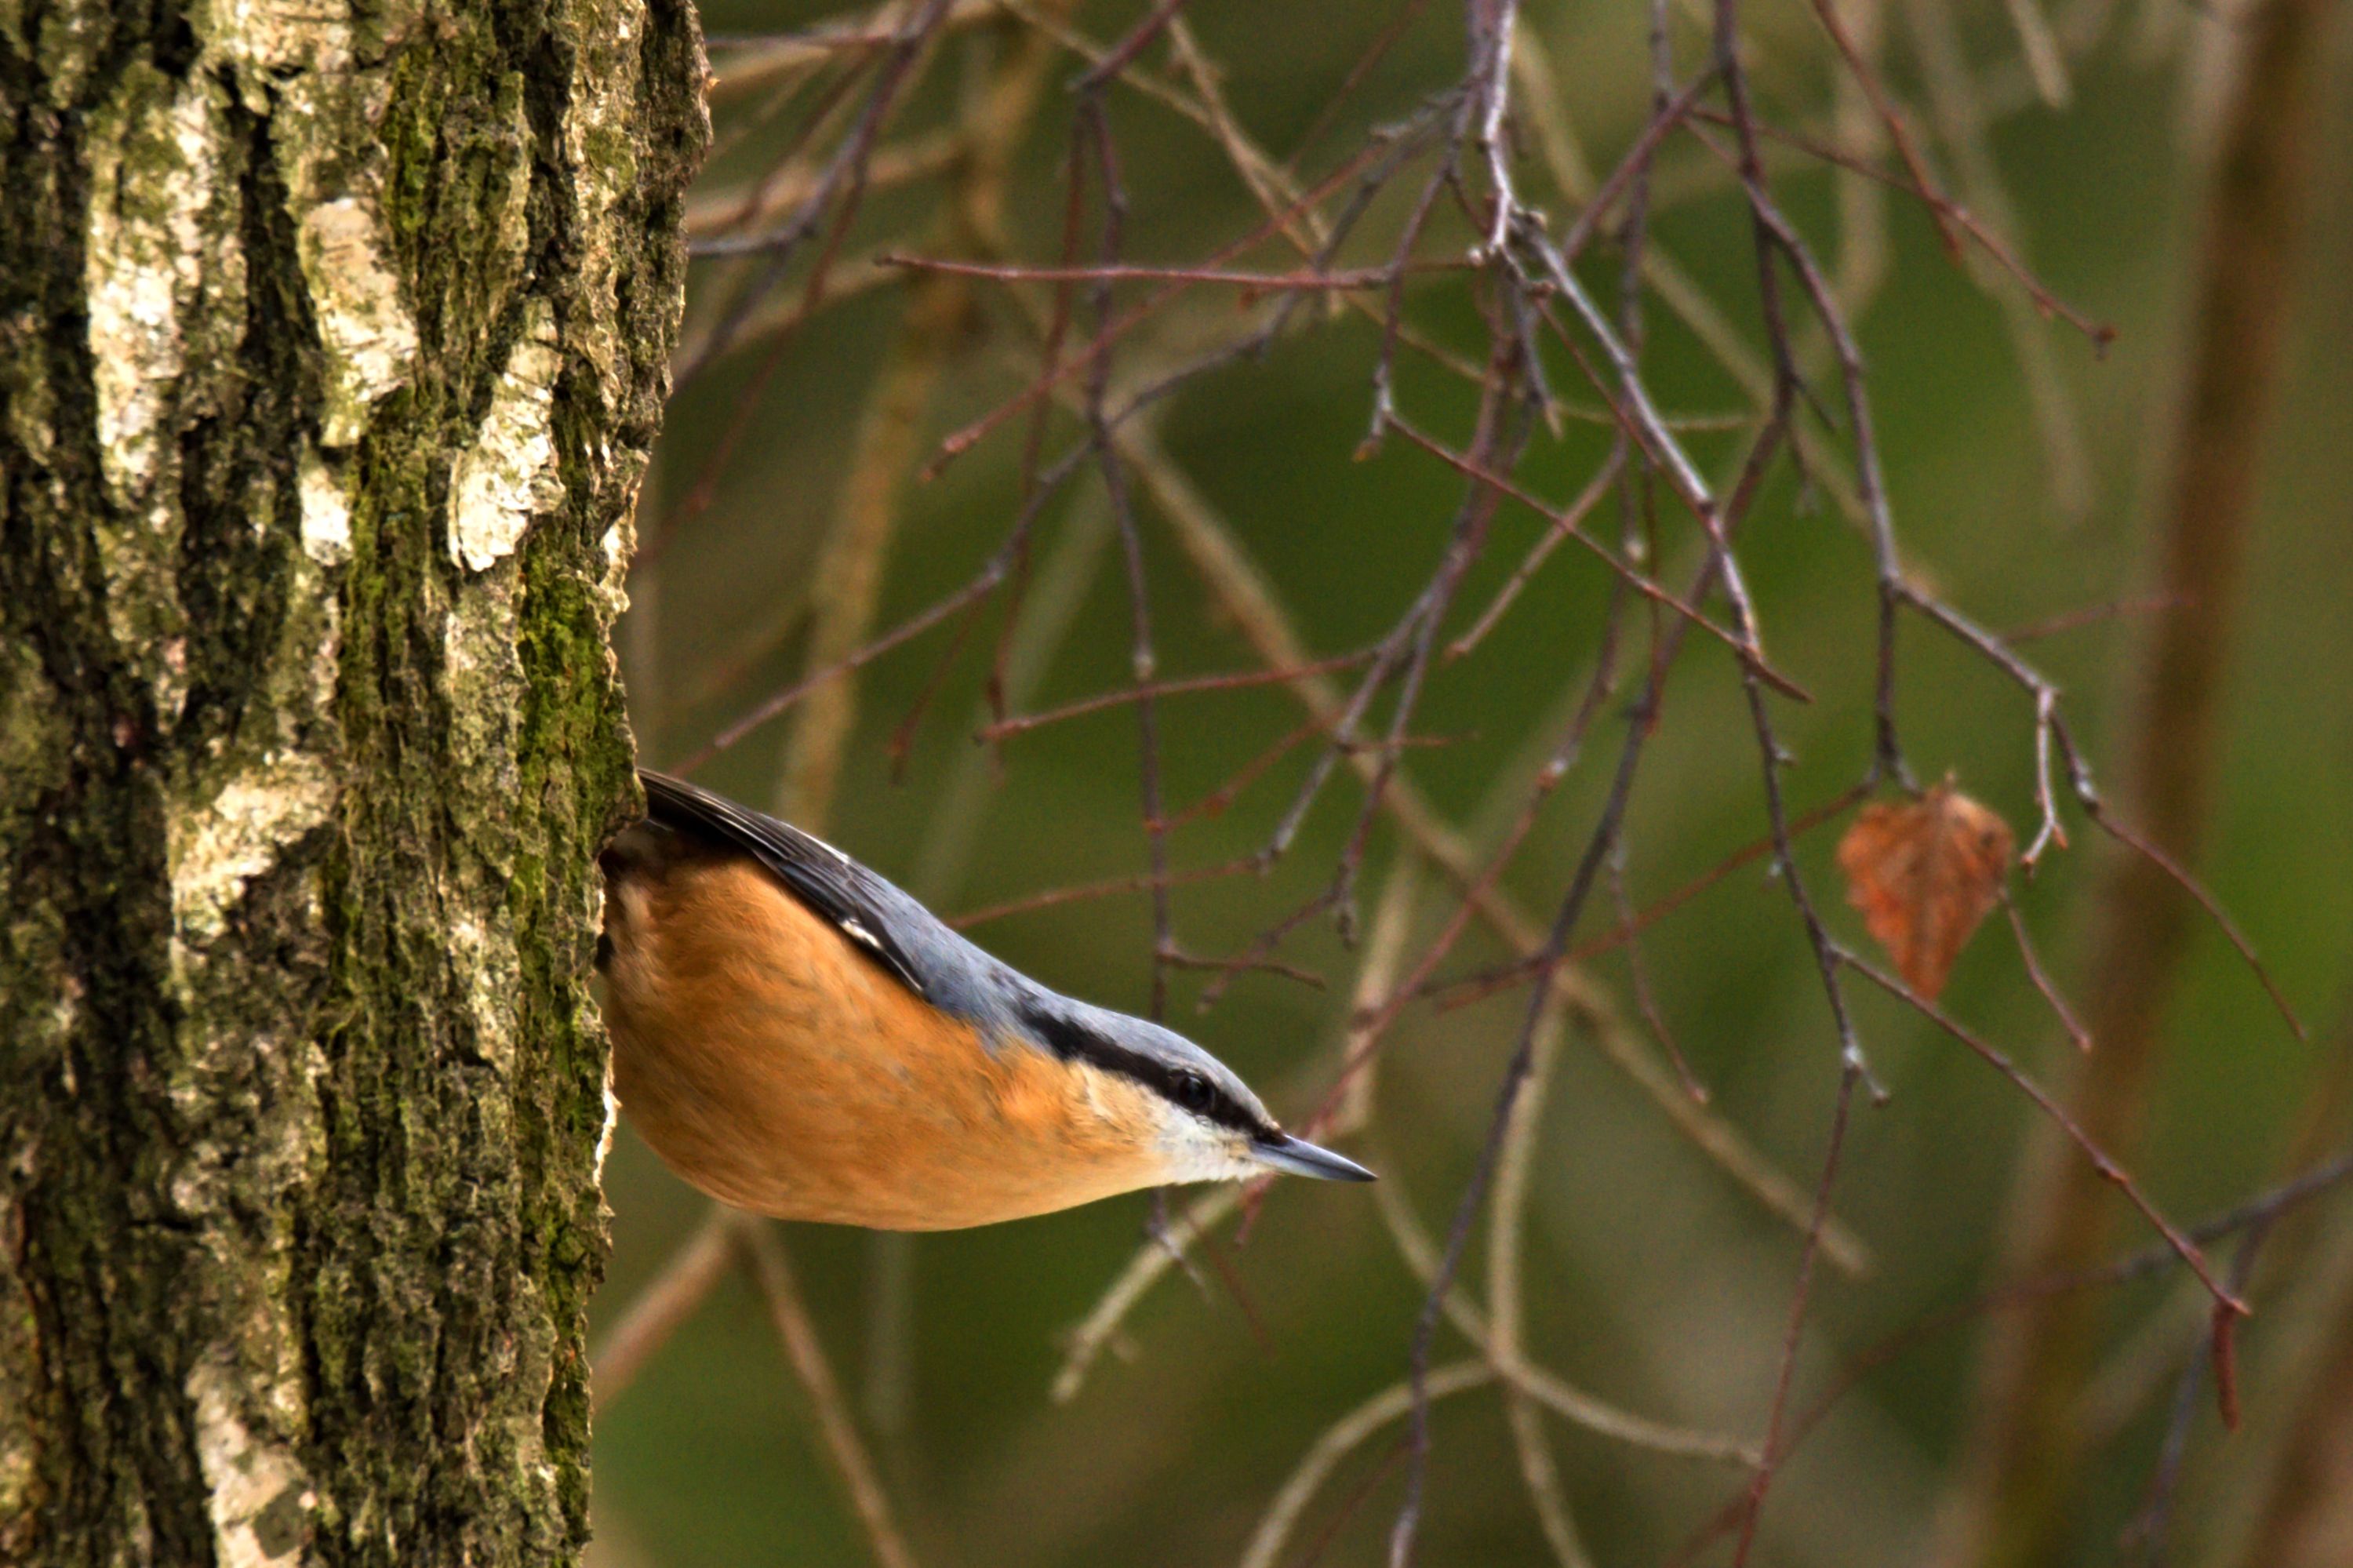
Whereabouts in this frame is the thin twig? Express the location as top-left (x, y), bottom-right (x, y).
top-left (1237, 1363), bottom-right (1495, 1568)
top-left (1488, 999), bottom-right (1595, 1568)
top-left (1902, 0), bottom-right (2096, 519)
top-left (949, 856), bottom-right (1261, 930)
top-left (1366, 1115), bottom-right (1762, 1464)
top-left (2003, 890), bottom-right (2093, 1051)
top-left (589, 1209), bottom-right (736, 1414)
top-left (738, 1218), bottom-right (921, 1568)
top-left (1846, 955), bottom-right (2245, 1312)
top-left (979, 651), bottom-right (1377, 740)
top-left (1670, 1143), bottom-right (2353, 1566)
top-left (1729, 1063), bottom-right (1864, 1565)
top-left (1935, 3), bottom-right (2328, 1517)
top-left (1132, 423), bottom-right (1871, 1270)
top-left (1797, 0), bottom-right (1968, 260)
top-left (1054, 864), bottom-right (1424, 1405)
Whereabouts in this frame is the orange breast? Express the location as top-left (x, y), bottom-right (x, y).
top-left (600, 852), bottom-right (1163, 1228)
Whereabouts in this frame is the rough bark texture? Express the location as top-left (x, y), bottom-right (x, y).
top-left (0, 0), bottom-right (705, 1558)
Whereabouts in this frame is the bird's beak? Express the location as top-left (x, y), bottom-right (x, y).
top-left (1253, 1133), bottom-right (1377, 1183)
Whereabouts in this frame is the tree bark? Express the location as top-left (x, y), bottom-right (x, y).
top-left (0, 0), bottom-right (704, 1559)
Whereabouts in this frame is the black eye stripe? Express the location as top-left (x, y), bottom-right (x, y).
top-left (1019, 1005), bottom-right (1263, 1135)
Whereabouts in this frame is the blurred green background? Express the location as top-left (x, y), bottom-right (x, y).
top-left (588, 2), bottom-right (2352, 1563)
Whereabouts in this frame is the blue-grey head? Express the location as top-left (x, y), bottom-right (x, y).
top-left (1012, 992), bottom-right (1376, 1188)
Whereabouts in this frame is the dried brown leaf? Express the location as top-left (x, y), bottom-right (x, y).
top-left (1837, 783), bottom-right (2016, 999)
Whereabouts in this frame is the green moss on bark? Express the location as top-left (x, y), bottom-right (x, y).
top-left (0, 0), bottom-right (705, 1558)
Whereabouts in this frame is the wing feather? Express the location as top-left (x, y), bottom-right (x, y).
top-left (635, 769), bottom-right (930, 999)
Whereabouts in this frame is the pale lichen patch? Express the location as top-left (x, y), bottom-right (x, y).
top-left (449, 301), bottom-right (565, 572)
top-left (167, 755), bottom-right (336, 943)
top-left (204, 0), bottom-right (353, 76)
top-left (439, 562), bottom-right (532, 972)
top-left (298, 198), bottom-right (417, 446)
top-left (595, 515), bottom-right (632, 620)
top-left (85, 68), bottom-right (222, 507)
top-left (187, 1359), bottom-right (314, 1567)
top-left (443, 577), bottom-right (526, 777)
top-left (557, 0), bottom-right (642, 403)
top-left (445, 910), bottom-right (525, 1071)
top-left (594, 1056), bottom-right (620, 1184)
top-left (296, 446), bottom-right (351, 566)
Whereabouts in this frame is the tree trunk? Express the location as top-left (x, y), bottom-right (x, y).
top-left (0, 0), bottom-right (704, 1559)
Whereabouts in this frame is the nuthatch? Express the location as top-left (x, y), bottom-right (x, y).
top-left (597, 770), bottom-right (1374, 1229)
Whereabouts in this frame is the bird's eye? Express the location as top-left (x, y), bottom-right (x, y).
top-left (1171, 1070), bottom-right (1216, 1115)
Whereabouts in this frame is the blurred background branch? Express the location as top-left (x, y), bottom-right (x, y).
top-left (589, 1), bottom-right (2351, 1563)
top-left (1934, 0), bottom-right (2338, 1559)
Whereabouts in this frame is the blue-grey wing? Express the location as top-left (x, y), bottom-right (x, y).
top-left (634, 769), bottom-right (932, 1000)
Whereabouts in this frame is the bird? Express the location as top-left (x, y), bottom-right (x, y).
top-left (596, 769), bottom-right (1375, 1230)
